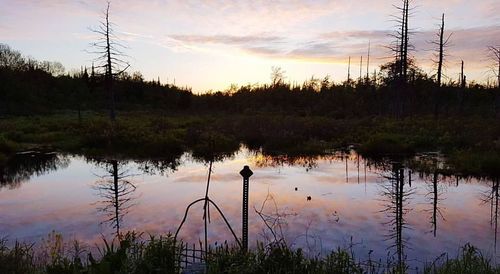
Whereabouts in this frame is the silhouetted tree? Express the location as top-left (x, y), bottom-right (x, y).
top-left (432, 14), bottom-right (452, 87)
top-left (488, 46), bottom-right (500, 116)
top-left (385, 0), bottom-right (415, 116)
top-left (270, 66), bottom-right (286, 87)
top-left (359, 56), bottom-right (363, 82)
top-left (0, 44), bottom-right (25, 70)
top-left (89, 2), bottom-right (130, 121)
top-left (39, 60), bottom-right (65, 76)
top-left (347, 56), bottom-right (351, 84)
top-left (390, 0), bottom-right (413, 83)
top-left (460, 60), bottom-right (466, 88)
top-left (366, 41), bottom-right (371, 81)
top-left (488, 46), bottom-right (500, 88)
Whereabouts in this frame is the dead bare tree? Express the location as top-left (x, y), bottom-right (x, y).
top-left (366, 41), bottom-right (371, 80)
top-left (346, 56), bottom-right (351, 86)
top-left (424, 171), bottom-right (446, 237)
top-left (480, 178), bottom-right (500, 251)
top-left (359, 56), bottom-right (363, 82)
top-left (389, 0), bottom-right (414, 83)
top-left (488, 46), bottom-right (500, 116)
top-left (488, 46), bottom-right (500, 88)
top-left (89, 2), bottom-right (129, 121)
top-left (379, 163), bottom-right (415, 272)
top-left (270, 66), bottom-right (286, 87)
top-left (93, 160), bottom-right (137, 237)
top-left (397, 0), bottom-right (409, 83)
top-left (460, 60), bottom-right (466, 88)
top-left (432, 14), bottom-right (452, 87)
top-left (384, 0), bottom-right (415, 116)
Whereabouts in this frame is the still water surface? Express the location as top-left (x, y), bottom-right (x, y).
top-left (0, 148), bottom-right (498, 269)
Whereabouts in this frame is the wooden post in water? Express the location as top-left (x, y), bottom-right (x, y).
top-left (240, 166), bottom-right (253, 251)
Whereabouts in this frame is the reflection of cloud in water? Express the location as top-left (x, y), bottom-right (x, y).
top-left (174, 173), bottom-right (241, 183)
top-left (1, 148), bottom-right (499, 268)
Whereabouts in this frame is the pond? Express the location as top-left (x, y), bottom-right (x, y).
top-left (0, 147), bottom-right (498, 270)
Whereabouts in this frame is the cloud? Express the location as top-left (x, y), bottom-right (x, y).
top-left (410, 25), bottom-right (500, 72)
top-left (2, 0), bottom-right (499, 88)
top-left (167, 33), bottom-right (288, 58)
top-left (169, 34), bottom-right (284, 46)
top-left (320, 30), bottom-right (390, 41)
top-left (245, 46), bottom-right (284, 56)
top-left (164, 24), bottom-right (499, 78)
top-left (287, 42), bottom-right (338, 58)
top-left (294, 26), bottom-right (499, 68)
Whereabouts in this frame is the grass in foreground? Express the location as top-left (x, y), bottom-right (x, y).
top-left (1, 232), bottom-right (500, 274)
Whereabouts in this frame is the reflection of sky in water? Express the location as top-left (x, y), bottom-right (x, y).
top-left (0, 148), bottom-right (498, 269)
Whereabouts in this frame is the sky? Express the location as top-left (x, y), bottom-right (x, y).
top-left (1, 0), bottom-right (499, 92)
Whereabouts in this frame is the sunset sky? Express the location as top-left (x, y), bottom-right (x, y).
top-left (1, 0), bottom-right (499, 92)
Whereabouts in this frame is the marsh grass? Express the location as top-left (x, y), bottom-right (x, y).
top-left (423, 244), bottom-right (500, 274)
top-left (205, 242), bottom-right (365, 274)
top-left (0, 231), bottom-right (181, 274)
top-left (2, 233), bottom-right (499, 274)
top-left (0, 113), bottom-right (499, 177)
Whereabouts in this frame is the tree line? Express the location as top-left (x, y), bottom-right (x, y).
top-left (0, 0), bottom-right (499, 118)
top-left (0, 41), bottom-right (499, 118)
top-left (0, 44), bottom-right (192, 115)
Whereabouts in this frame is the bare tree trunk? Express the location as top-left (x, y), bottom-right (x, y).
top-left (112, 160), bottom-right (120, 236)
top-left (399, 5), bottom-right (405, 79)
top-left (460, 60), bottom-right (465, 88)
top-left (497, 58), bottom-right (500, 117)
top-left (393, 0), bottom-right (411, 117)
top-left (489, 47), bottom-right (500, 116)
top-left (432, 171), bottom-right (438, 237)
top-left (437, 14), bottom-right (445, 87)
top-left (459, 60), bottom-right (465, 115)
top-left (359, 56), bottom-right (363, 82)
top-left (105, 3), bottom-right (115, 121)
top-left (347, 56), bottom-right (351, 83)
top-left (402, 0), bottom-right (409, 83)
top-left (366, 41), bottom-right (371, 80)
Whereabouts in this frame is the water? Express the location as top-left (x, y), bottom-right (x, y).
top-left (0, 148), bottom-right (498, 269)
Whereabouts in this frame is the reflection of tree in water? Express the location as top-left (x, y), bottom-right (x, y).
top-left (429, 172), bottom-right (444, 237)
top-left (251, 152), bottom-right (346, 171)
top-left (379, 163), bottom-right (414, 272)
top-left (481, 177), bottom-right (500, 252)
top-left (137, 157), bottom-right (183, 176)
top-left (93, 160), bottom-right (137, 237)
top-left (0, 152), bottom-right (69, 189)
top-left (253, 155), bottom-right (319, 171)
top-left (423, 169), bottom-right (447, 237)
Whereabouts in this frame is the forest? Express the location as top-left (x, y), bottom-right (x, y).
top-left (1, 42), bottom-right (499, 117)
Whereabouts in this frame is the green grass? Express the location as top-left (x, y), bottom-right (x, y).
top-left (1, 232), bottom-right (499, 274)
top-left (358, 133), bottom-right (416, 157)
top-left (0, 231), bottom-right (181, 274)
top-left (205, 242), bottom-right (366, 274)
top-left (423, 244), bottom-right (500, 274)
top-left (0, 112), bottom-right (499, 177)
